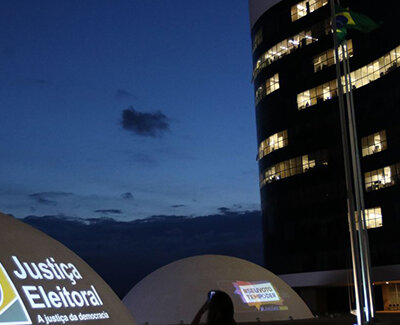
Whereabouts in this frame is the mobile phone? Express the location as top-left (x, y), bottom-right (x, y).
top-left (208, 290), bottom-right (216, 301)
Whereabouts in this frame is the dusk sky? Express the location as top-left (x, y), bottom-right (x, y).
top-left (0, 0), bottom-right (260, 220)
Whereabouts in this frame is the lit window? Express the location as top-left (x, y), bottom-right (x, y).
top-left (291, 0), bottom-right (328, 22)
top-left (255, 73), bottom-right (280, 105)
top-left (297, 80), bottom-right (337, 109)
top-left (297, 90), bottom-right (311, 108)
top-left (362, 130), bottom-right (387, 157)
top-left (253, 20), bottom-right (330, 80)
top-left (356, 207), bottom-right (383, 229)
top-left (297, 45), bottom-right (400, 110)
top-left (349, 45), bottom-right (400, 90)
top-left (258, 130), bottom-right (288, 160)
top-left (313, 40), bottom-right (353, 72)
top-left (365, 207), bottom-right (383, 229)
top-left (266, 74), bottom-right (279, 95)
top-left (259, 151), bottom-right (328, 187)
top-left (252, 29), bottom-right (263, 53)
top-left (364, 163), bottom-right (400, 192)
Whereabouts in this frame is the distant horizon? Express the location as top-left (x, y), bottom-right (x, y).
top-left (18, 209), bottom-right (264, 297)
top-left (5, 206), bottom-right (261, 222)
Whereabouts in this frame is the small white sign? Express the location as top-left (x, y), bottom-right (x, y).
top-left (238, 282), bottom-right (280, 304)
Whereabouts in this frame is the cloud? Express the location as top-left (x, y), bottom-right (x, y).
top-left (218, 207), bottom-right (230, 214)
top-left (31, 196), bottom-right (56, 206)
top-left (219, 205), bottom-right (248, 214)
top-left (121, 106), bottom-right (169, 137)
top-left (121, 192), bottom-right (134, 200)
top-left (29, 192), bottom-right (73, 206)
top-left (171, 204), bottom-right (185, 208)
top-left (94, 209), bottom-right (123, 214)
top-left (115, 89), bottom-right (134, 98)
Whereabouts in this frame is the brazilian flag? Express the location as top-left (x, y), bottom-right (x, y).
top-left (335, 6), bottom-right (379, 44)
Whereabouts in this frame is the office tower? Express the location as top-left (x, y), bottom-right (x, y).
top-left (249, 0), bottom-right (400, 313)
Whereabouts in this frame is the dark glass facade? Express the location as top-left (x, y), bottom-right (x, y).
top-left (251, 0), bottom-right (400, 311)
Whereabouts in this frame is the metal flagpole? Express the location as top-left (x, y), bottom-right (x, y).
top-left (329, 0), bottom-right (366, 324)
top-left (341, 42), bottom-right (371, 322)
top-left (343, 42), bottom-right (375, 320)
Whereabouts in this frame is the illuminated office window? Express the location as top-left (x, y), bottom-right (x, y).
top-left (363, 207), bottom-right (383, 229)
top-left (258, 130), bottom-right (288, 160)
top-left (255, 73), bottom-right (280, 105)
top-left (260, 151), bottom-right (328, 187)
top-left (355, 207), bottom-right (383, 229)
top-left (362, 130), bottom-right (387, 157)
top-left (297, 90), bottom-right (311, 109)
top-left (313, 40), bottom-right (353, 72)
top-left (297, 80), bottom-right (337, 109)
top-left (291, 0), bottom-right (328, 22)
top-left (364, 163), bottom-right (400, 192)
top-left (350, 46), bottom-right (400, 89)
top-left (297, 45), bottom-right (400, 109)
top-left (266, 74), bottom-right (280, 94)
top-left (252, 29), bottom-right (263, 52)
top-left (253, 20), bottom-right (330, 80)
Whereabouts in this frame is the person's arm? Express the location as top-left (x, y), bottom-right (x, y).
top-left (191, 301), bottom-right (208, 325)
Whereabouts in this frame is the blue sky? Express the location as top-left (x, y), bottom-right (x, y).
top-left (0, 0), bottom-right (260, 220)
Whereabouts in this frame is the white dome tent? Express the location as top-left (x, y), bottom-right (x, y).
top-left (123, 255), bottom-right (313, 324)
top-left (0, 212), bottom-right (136, 325)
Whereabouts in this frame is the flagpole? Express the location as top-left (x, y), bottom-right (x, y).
top-left (341, 42), bottom-right (371, 322)
top-left (343, 42), bottom-right (375, 320)
top-left (329, 0), bottom-right (366, 324)
top-left (338, 0), bottom-right (375, 320)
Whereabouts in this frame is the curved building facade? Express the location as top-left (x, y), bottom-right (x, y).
top-left (250, 0), bottom-right (400, 313)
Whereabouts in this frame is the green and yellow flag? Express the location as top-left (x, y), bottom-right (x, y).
top-left (335, 6), bottom-right (379, 44)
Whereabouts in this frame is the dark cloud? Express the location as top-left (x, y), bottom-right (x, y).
top-left (171, 204), bottom-right (185, 208)
top-left (94, 209), bottom-right (123, 214)
top-left (29, 192), bottom-right (73, 206)
top-left (33, 192), bottom-right (73, 197)
top-left (121, 192), bottom-right (134, 200)
top-left (22, 210), bottom-right (262, 298)
top-left (121, 106), bottom-right (169, 137)
top-left (219, 205), bottom-right (247, 214)
top-left (218, 207), bottom-right (230, 214)
top-left (31, 195), bottom-right (56, 206)
top-left (115, 89), bottom-right (134, 98)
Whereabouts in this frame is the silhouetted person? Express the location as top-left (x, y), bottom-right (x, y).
top-left (191, 290), bottom-right (236, 325)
